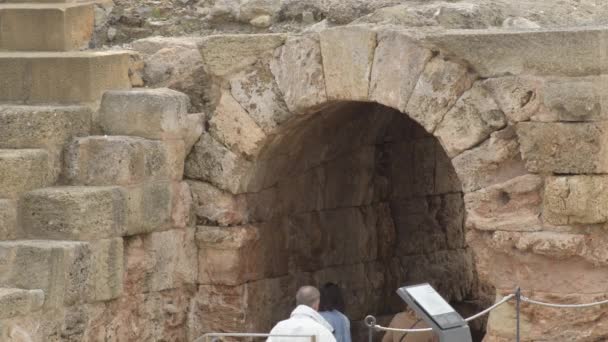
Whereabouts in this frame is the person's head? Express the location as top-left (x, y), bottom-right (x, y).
top-left (296, 286), bottom-right (321, 311)
top-left (319, 282), bottom-right (346, 313)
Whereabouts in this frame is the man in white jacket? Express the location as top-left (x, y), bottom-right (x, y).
top-left (268, 286), bottom-right (337, 342)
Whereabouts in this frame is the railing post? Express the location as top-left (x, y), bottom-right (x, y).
top-left (515, 287), bottom-right (521, 342)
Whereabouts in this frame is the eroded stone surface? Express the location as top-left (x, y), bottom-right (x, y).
top-left (270, 34), bottom-right (327, 114)
top-left (544, 176), bottom-right (608, 225)
top-left (434, 83), bottom-right (506, 157)
top-left (465, 174), bottom-right (542, 232)
top-left (516, 121), bottom-right (608, 173)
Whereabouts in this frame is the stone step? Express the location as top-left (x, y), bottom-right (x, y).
top-left (0, 51), bottom-right (130, 104)
top-left (64, 135), bottom-right (184, 186)
top-left (0, 239), bottom-right (123, 308)
top-left (19, 183), bottom-right (174, 240)
top-left (0, 199), bottom-right (17, 240)
top-left (0, 288), bottom-right (44, 319)
top-left (0, 3), bottom-right (93, 51)
top-left (0, 149), bottom-right (53, 199)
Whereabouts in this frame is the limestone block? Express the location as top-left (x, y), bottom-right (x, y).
top-left (0, 149), bottom-right (51, 199)
top-left (0, 51), bottom-right (131, 104)
top-left (424, 28), bottom-right (608, 77)
top-left (199, 34), bottom-right (286, 77)
top-left (184, 132), bottom-right (252, 194)
top-left (0, 105), bottom-right (91, 150)
top-left (65, 136), bottom-right (146, 186)
top-left (0, 288), bottom-right (44, 319)
top-left (465, 174), bottom-right (542, 232)
top-left (125, 181), bottom-right (173, 235)
top-left (405, 57), bottom-right (475, 132)
top-left (0, 200), bottom-right (17, 240)
top-left (516, 122), bottom-right (608, 173)
top-left (184, 113), bottom-right (205, 154)
top-left (196, 224), bottom-right (287, 285)
top-left (544, 176), bottom-right (608, 225)
top-left (98, 88), bottom-right (189, 140)
top-left (481, 76), bottom-right (543, 122)
top-left (187, 181), bottom-right (247, 226)
top-left (532, 76), bottom-right (608, 122)
top-left (87, 238), bottom-right (124, 302)
top-left (0, 240), bottom-right (90, 308)
top-left (208, 90), bottom-right (266, 158)
top-left (190, 277), bottom-right (295, 336)
top-left (369, 30), bottom-right (432, 112)
top-left (171, 181), bottom-right (192, 229)
top-left (319, 26), bottom-right (376, 101)
top-left (124, 228), bottom-right (196, 293)
top-left (20, 186), bottom-right (127, 240)
top-left (469, 231), bottom-right (608, 294)
top-left (270, 34), bottom-right (327, 114)
top-left (230, 62), bottom-right (293, 133)
top-left (0, 3), bottom-right (94, 51)
top-left (144, 139), bottom-right (185, 181)
top-left (491, 231), bottom-right (585, 259)
top-left (434, 83), bottom-right (506, 157)
top-left (452, 127), bottom-right (526, 193)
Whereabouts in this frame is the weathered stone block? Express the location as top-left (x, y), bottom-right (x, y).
top-left (184, 132), bottom-right (252, 194)
top-left (465, 174), bottom-right (542, 232)
top-left (0, 149), bottom-right (51, 199)
top-left (124, 228), bottom-right (196, 293)
top-left (230, 62), bottom-right (292, 132)
top-left (98, 88), bottom-right (189, 140)
top-left (208, 90), bottom-right (266, 158)
top-left (516, 122), bottom-right (608, 173)
top-left (20, 186), bottom-right (127, 240)
top-left (481, 76), bottom-right (543, 123)
top-left (0, 200), bottom-right (17, 240)
top-left (125, 181), bottom-right (173, 235)
top-left (0, 3), bottom-right (94, 51)
top-left (491, 231), bottom-right (585, 260)
top-left (196, 224), bottom-right (287, 285)
top-left (434, 83), bottom-right (506, 157)
top-left (65, 136), bottom-right (184, 186)
top-left (0, 240), bottom-right (90, 308)
top-left (319, 26), bottom-right (376, 101)
top-left (87, 238), bottom-right (124, 302)
top-left (323, 147), bottom-right (375, 209)
top-left (452, 127), bottom-right (526, 193)
top-left (0, 288), bottom-right (44, 319)
top-left (200, 34), bottom-right (286, 77)
top-left (544, 176), bottom-right (608, 225)
top-left (405, 57), bottom-right (475, 132)
top-left (424, 28), bottom-right (608, 77)
top-left (369, 30), bottom-right (432, 112)
top-left (533, 76), bottom-right (608, 122)
top-left (171, 181), bottom-right (193, 229)
top-left (270, 34), bottom-right (327, 114)
top-left (0, 51), bottom-right (131, 104)
top-left (188, 181), bottom-right (247, 226)
top-left (0, 105), bottom-right (91, 150)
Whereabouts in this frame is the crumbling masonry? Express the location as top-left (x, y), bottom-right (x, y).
top-left (0, 2), bottom-right (607, 341)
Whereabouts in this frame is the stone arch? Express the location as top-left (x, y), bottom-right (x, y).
top-left (186, 26), bottom-right (608, 341)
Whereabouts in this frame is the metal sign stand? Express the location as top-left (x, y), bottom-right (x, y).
top-left (396, 283), bottom-right (472, 342)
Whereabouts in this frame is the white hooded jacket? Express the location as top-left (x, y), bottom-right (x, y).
top-left (267, 305), bottom-right (337, 342)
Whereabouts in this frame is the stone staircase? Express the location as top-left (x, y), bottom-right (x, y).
top-left (0, 0), bottom-right (198, 339)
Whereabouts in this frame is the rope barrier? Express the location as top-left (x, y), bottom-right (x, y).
top-left (521, 295), bottom-right (608, 308)
top-left (367, 290), bottom-right (608, 335)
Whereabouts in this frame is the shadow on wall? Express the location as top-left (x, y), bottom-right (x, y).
top-left (239, 101), bottom-right (493, 341)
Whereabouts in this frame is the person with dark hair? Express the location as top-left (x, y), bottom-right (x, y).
top-left (319, 283), bottom-right (352, 342)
